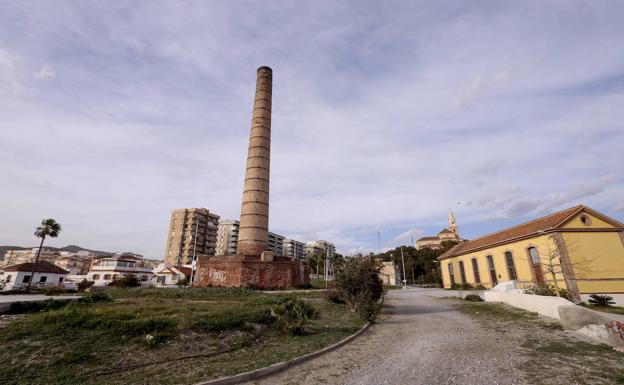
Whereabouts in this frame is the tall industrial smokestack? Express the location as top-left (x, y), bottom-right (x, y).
top-left (237, 66), bottom-right (272, 256)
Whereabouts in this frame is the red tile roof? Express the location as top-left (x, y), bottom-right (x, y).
top-left (437, 205), bottom-right (621, 260)
top-left (178, 267), bottom-right (192, 277)
top-left (3, 260), bottom-right (69, 274)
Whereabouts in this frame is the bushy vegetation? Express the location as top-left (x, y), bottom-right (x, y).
top-left (331, 257), bottom-right (384, 321)
top-left (107, 274), bottom-right (140, 288)
top-left (77, 279), bottom-right (95, 292)
top-left (5, 298), bottom-right (74, 314)
top-left (370, 241), bottom-right (458, 285)
top-left (103, 286), bottom-right (259, 300)
top-left (450, 283), bottom-right (474, 290)
top-left (78, 291), bottom-right (112, 304)
top-left (524, 284), bottom-right (572, 301)
top-left (464, 294), bottom-right (484, 302)
top-left (270, 297), bottom-right (318, 335)
top-left (588, 294), bottom-right (615, 307)
top-left (0, 287), bottom-right (363, 385)
top-left (323, 283), bottom-right (345, 304)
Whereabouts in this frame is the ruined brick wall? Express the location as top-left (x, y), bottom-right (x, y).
top-left (195, 255), bottom-right (309, 289)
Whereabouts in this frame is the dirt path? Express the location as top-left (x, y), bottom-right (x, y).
top-left (244, 288), bottom-right (526, 385)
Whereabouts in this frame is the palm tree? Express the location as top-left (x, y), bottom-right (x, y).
top-left (27, 218), bottom-right (62, 290)
top-left (310, 251), bottom-right (325, 279)
top-left (331, 253), bottom-right (346, 276)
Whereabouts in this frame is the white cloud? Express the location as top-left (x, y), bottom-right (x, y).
top-left (393, 228), bottom-right (423, 243)
top-left (0, 47), bottom-right (21, 95)
top-left (34, 65), bottom-right (55, 79)
top-left (0, 48), bottom-right (18, 68)
top-left (0, 2), bottom-right (623, 256)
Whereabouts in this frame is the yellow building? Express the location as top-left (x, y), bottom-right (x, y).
top-left (438, 205), bottom-right (624, 303)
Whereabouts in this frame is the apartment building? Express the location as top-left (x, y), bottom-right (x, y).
top-left (283, 239), bottom-right (305, 260)
top-left (164, 208), bottom-right (220, 265)
top-left (215, 220), bottom-right (240, 255)
top-left (1, 248), bottom-right (60, 268)
top-left (304, 240), bottom-right (336, 260)
top-left (214, 219), bottom-right (285, 256)
top-left (87, 253), bottom-right (153, 286)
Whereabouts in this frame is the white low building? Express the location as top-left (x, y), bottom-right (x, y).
top-left (0, 261), bottom-right (69, 291)
top-left (87, 253), bottom-right (153, 286)
top-left (152, 263), bottom-right (191, 287)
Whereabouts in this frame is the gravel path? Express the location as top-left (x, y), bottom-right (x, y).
top-left (244, 288), bottom-right (526, 385)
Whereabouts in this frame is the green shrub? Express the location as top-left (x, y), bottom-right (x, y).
top-left (270, 297), bottom-right (318, 335)
top-left (6, 298), bottom-right (72, 314)
top-left (524, 284), bottom-right (572, 301)
top-left (334, 257), bottom-right (383, 321)
top-left (105, 286), bottom-right (257, 300)
top-left (79, 292), bottom-right (112, 304)
top-left (588, 294), bottom-right (615, 307)
top-left (77, 279), bottom-right (95, 292)
top-left (323, 283), bottom-right (345, 304)
top-left (189, 307), bottom-right (273, 333)
top-left (36, 286), bottom-right (77, 296)
top-left (107, 275), bottom-right (140, 288)
top-left (474, 284), bottom-right (487, 290)
top-left (449, 283), bottom-right (474, 290)
top-left (356, 291), bottom-right (379, 321)
top-left (176, 277), bottom-right (189, 286)
top-left (464, 294), bottom-right (484, 302)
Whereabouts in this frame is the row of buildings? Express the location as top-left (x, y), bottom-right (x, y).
top-left (163, 208), bottom-right (335, 265)
top-left (0, 251), bottom-right (191, 291)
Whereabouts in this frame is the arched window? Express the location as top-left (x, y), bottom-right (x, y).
top-left (104, 274), bottom-right (112, 280)
top-left (486, 255), bottom-right (497, 285)
top-left (528, 247), bottom-right (539, 264)
top-left (471, 258), bottom-right (481, 284)
top-left (92, 274), bottom-right (100, 280)
top-left (458, 261), bottom-right (467, 284)
top-left (448, 263), bottom-right (456, 286)
top-left (505, 251), bottom-right (518, 280)
top-left (528, 247), bottom-right (544, 284)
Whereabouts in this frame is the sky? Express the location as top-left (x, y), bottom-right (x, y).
top-left (1, 1), bottom-right (623, 257)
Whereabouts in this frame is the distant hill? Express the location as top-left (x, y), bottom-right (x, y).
top-left (0, 244), bottom-right (114, 257)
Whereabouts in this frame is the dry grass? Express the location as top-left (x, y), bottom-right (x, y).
top-left (455, 300), bottom-right (624, 385)
top-left (0, 287), bottom-right (364, 385)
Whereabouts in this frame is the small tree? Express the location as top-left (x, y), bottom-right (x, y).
top-left (334, 257), bottom-right (383, 321)
top-left (537, 235), bottom-right (595, 300)
top-left (309, 251), bottom-right (325, 279)
top-left (27, 218), bottom-right (62, 290)
top-left (331, 253), bottom-right (346, 276)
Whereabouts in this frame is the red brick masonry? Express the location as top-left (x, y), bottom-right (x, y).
top-left (195, 255), bottom-right (310, 289)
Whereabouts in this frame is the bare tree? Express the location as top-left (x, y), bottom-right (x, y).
top-left (535, 235), bottom-right (597, 298)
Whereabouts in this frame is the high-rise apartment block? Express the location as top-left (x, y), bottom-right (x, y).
top-left (164, 208), bottom-right (219, 265)
top-left (215, 220), bottom-right (284, 256)
top-left (304, 240), bottom-right (336, 260)
top-left (215, 220), bottom-right (240, 256)
top-left (283, 239), bottom-right (305, 260)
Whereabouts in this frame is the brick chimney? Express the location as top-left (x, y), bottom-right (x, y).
top-left (237, 66), bottom-right (272, 256)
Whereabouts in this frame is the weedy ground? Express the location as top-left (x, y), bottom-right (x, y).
top-left (0, 287), bottom-right (364, 385)
top-left (456, 300), bottom-right (624, 385)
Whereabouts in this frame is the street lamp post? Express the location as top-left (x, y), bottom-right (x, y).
top-left (400, 245), bottom-right (407, 288)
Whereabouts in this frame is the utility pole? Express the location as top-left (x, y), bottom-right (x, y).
top-left (400, 245), bottom-right (407, 288)
top-left (189, 216), bottom-right (200, 286)
top-left (377, 231), bottom-right (381, 255)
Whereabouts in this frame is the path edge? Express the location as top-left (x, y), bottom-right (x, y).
top-left (194, 294), bottom-right (385, 385)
